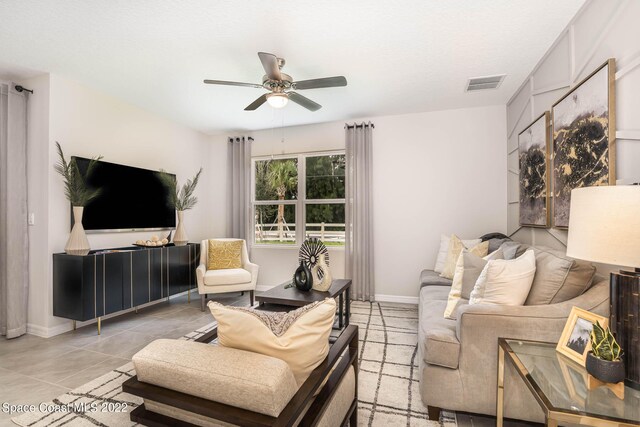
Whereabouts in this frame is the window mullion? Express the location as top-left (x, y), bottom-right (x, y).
top-left (297, 153), bottom-right (306, 245)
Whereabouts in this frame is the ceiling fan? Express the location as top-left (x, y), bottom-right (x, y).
top-left (203, 52), bottom-right (347, 112)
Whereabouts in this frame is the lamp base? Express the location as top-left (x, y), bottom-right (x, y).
top-left (610, 269), bottom-right (640, 391)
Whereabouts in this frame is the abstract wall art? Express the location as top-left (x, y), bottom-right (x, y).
top-left (551, 59), bottom-right (616, 228)
top-left (518, 112), bottom-right (551, 227)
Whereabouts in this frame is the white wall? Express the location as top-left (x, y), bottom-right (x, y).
top-left (22, 74), bottom-right (226, 336)
top-left (242, 105), bottom-right (507, 301)
top-left (506, 0), bottom-right (640, 269)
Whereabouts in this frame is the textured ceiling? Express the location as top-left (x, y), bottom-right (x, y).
top-left (0, 0), bottom-right (585, 134)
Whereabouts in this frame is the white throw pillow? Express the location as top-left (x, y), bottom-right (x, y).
top-left (208, 299), bottom-right (336, 386)
top-left (469, 250), bottom-right (536, 306)
top-left (434, 234), bottom-right (482, 273)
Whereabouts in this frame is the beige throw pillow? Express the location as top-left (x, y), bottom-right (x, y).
top-left (520, 245), bottom-right (596, 305)
top-left (208, 299), bottom-right (336, 386)
top-left (434, 234), bottom-right (482, 273)
top-left (440, 236), bottom-right (489, 279)
top-left (208, 239), bottom-right (243, 270)
top-left (444, 248), bottom-right (504, 319)
top-left (469, 250), bottom-right (536, 306)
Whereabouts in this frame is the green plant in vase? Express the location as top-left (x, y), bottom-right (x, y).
top-left (159, 168), bottom-right (202, 246)
top-left (586, 321), bottom-right (625, 384)
top-left (54, 142), bottom-right (102, 255)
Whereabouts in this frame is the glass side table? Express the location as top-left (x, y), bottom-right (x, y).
top-left (497, 338), bottom-right (640, 427)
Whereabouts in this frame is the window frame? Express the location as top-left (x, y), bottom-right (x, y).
top-left (251, 150), bottom-right (346, 249)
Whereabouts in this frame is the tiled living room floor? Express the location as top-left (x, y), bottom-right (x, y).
top-left (0, 291), bottom-right (247, 426)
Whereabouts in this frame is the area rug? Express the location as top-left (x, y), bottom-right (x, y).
top-left (13, 301), bottom-right (457, 426)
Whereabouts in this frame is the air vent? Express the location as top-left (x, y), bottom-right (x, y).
top-left (465, 74), bottom-right (506, 92)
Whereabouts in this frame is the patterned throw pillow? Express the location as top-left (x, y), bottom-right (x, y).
top-left (440, 235), bottom-right (489, 280)
top-left (208, 299), bottom-right (336, 386)
top-left (208, 239), bottom-right (243, 270)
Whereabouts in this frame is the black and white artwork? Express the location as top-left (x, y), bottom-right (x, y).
top-left (518, 112), bottom-right (550, 227)
top-left (552, 59), bottom-right (615, 228)
top-left (567, 317), bottom-right (593, 355)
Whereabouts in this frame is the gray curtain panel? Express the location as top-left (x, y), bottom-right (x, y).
top-left (0, 83), bottom-right (29, 339)
top-left (345, 122), bottom-right (374, 301)
top-left (227, 136), bottom-right (252, 240)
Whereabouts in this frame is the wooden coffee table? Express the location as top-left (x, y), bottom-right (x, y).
top-left (256, 279), bottom-right (352, 328)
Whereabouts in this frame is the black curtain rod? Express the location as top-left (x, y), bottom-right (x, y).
top-left (345, 123), bottom-right (374, 129)
top-left (228, 136), bottom-right (254, 142)
top-left (14, 85), bottom-right (33, 94)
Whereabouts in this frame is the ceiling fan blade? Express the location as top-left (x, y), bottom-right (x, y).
top-left (244, 94), bottom-right (268, 111)
top-left (293, 76), bottom-right (347, 90)
top-left (288, 92), bottom-right (322, 111)
top-left (258, 52), bottom-right (282, 81)
top-left (203, 79), bottom-right (263, 89)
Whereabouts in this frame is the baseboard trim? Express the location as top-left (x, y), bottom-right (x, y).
top-left (374, 294), bottom-right (419, 305)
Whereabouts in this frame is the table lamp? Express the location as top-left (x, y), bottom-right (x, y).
top-left (566, 185), bottom-right (640, 390)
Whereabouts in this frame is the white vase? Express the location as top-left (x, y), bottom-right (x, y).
top-left (65, 206), bottom-right (90, 256)
top-left (312, 253), bottom-right (333, 292)
top-left (173, 210), bottom-right (188, 246)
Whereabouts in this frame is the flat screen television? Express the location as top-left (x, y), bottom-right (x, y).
top-left (73, 157), bottom-right (176, 232)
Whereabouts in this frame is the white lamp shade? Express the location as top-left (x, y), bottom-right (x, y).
top-left (566, 186), bottom-right (640, 267)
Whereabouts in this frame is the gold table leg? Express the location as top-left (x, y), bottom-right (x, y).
top-left (546, 418), bottom-right (558, 427)
top-left (497, 344), bottom-right (505, 427)
top-left (97, 317), bottom-right (101, 335)
top-left (188, 288), bottom-right (191, 303)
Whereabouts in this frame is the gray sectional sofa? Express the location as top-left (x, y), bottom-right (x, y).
top-left (417, 240), bottom-right (610, 423)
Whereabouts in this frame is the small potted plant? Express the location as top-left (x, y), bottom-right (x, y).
top-left (54, 142), bottom-right (102, 255)
top-left (586, 321), bottom-right (625, 384)
top-left (158, 168), bottom-right (202, 246)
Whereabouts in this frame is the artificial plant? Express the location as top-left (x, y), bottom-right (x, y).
top-left (54, 142), bottom-right (102, 206)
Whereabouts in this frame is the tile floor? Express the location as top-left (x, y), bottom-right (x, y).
top-left (0, 291), bottom-right (247, 426)
top-left (0, 293), bottom-right (539, 427)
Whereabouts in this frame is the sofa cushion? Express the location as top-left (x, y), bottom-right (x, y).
top-left (203, 268), bottom-right (251, 286)
top-left (517, 245), bottom-right (597, 305)
top-left (133, 339), bottom-right (298, 417)
top-left (420, 270), bottom-right (453, 288)
top-left (420, 285), bottom-right (452, 302)
top-left (208, 299), bottom-right (335, 386)
top-left (419, 290), bottom-right (460, 369)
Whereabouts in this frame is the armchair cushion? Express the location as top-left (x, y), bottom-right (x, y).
top-left (203, 268), bottom-right (251, 286)
top-left (208, 299), bottom-right (336, 387)
top-left (207, 239), bottom-right (243, 270)
top-left (132, 339), bottom-right (298, 417)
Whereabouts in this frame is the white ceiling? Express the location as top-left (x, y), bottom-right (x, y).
top-left (0, 0), bottom-right (585, 134)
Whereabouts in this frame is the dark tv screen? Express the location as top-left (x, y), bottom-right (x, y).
top-left (74, 157), bottom-right (176, 231)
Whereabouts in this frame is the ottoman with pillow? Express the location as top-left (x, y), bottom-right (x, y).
top-left (124, 299), bottom-right (359, 427)
top-left (417, 238), bottom-right (609, 423)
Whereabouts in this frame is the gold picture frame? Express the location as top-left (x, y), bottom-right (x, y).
top-left (518, 111), bottom-right (551, 227)
top-left (551, 58), bottom-right (616, 229)
top-left (556, 306), bottom-right (608, 366)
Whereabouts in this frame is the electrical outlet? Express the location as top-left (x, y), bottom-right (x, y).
top-left (28, 213), bottom-right (35, 225)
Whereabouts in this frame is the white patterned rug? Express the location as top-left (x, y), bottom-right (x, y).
top-left (12, 301), bottom-right (457, 426)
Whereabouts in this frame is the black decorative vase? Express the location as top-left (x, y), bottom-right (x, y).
top-left (586, 352), bottom-right (625, 384)
top-left (293, 261), bottom-right (313, 291)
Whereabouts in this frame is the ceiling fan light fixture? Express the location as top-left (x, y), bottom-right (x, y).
top-left (266, 92), bottom-right (289, 108)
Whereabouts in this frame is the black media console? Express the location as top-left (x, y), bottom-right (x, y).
top-left (53, 243), bottom-right (200, 334)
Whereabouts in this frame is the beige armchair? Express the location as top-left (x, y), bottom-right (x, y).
top-left (196, 238), bottom-right (258, 310)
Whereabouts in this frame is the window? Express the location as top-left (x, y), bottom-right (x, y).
top-left (252, 152), bottom-right (346, 246)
